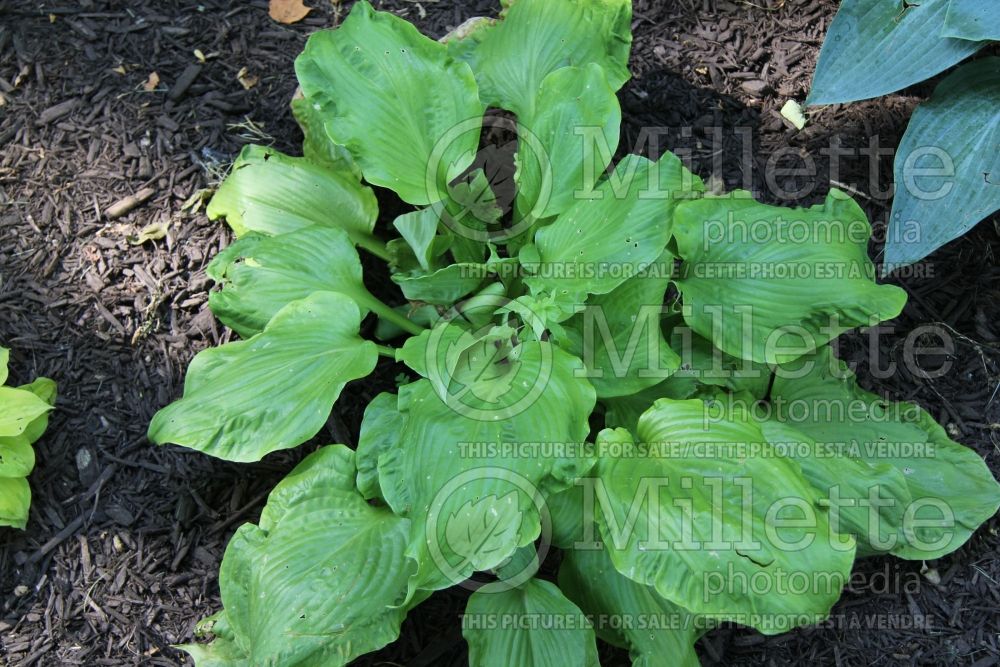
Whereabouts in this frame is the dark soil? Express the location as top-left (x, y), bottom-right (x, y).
top-left (1, 0), bottom-right (998, 665)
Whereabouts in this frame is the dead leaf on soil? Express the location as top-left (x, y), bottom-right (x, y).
top-left (129, 221), bottom-right (170, 245)
top-left (143, 72), bottom-right (160, 92)
top-left (236, 67), bottom-right (259, 90)
top-left (269, 0), bottom-right (311, 24)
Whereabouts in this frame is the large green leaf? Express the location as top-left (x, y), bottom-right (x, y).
top-left (527, 152), bottom-right (702, 299)
top-left (767, 346), bottom-right (1000, 559)
top-left (290, 94), bottom-right (361, 176)
top-left (560, 255), bottom-right (680, 398)
top-left (0, 435), bottom-right (34, 479)
top-left (516, 63), bottom-right (621, 220)
top-left (463, 578), bottom-right (599, 667)
top-left (448, 0), bottom-right (632, 118)
top-left (206, 226), bottom-right (383, 338)
top-left (0, 386), bottom-right (52, 438)
top-left (559, 546), bottom-right (703, 667)
top-left (942, 0), bottom-right (1000, 41)
top-left (595, 403), bottom-right (856, 633)
top-left (17, 377), bottom-right (56, 444)
top-left (807, 0), bottom-right (985, 105)
top-left (376, 325), bottom-right (597, 593)
top-left (672, 190), bottom-right (907, 365)
top-left (0, 477), bottom-right (30, 530)
top-left (148, 292), bottom-right (378, 462)
top-left (206, 145), bottom-right (379, 251)
top-left (885, 57), bottom-right (1000, 269)
top-left (355, 391), bottom-right (407, 501)
top-left (391, 263), bottom-right (487, 306)
top-left (295, 1), bottom-right (485, 205)
top-left (179, 446), bottom-right (413, 666)
top-left (0, 347), bottom-right (8, 385)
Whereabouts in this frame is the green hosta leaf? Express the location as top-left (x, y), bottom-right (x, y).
top-left (290, 95), bottom-right (361, 176)
top-left (393, 208), bottom-right (441, 272)
top-left (463, 578), bottom-right (599, 667)
top-left (595, 402), bottom-right (856, 633)
top-left (559, 546), bottom-right (703, 667)
top-left (527, 152), bottom-right (703, 299)
top-left (0, 347), bottom-right (8, 384)
top-left (807, 0), bottom-right (985, 105)
top-left (206, 225), bottom-right (382, 338)
top-left (355, 391), bottom-right (407, 500)
top-left (391, 263), bottom-right (487, 306)
top-left (942, 0), bottom-right (1000, 40)
top-left (0, 477), bottom-right (30, 530)
top-left (375, 327), bottom-right (596, 594)
top-left (0, 436), bottom-right (34, 479)
top-left (449, 0), bottom-right (631, 118)
top-left (148, 292), bottom-right (378, 462)
top-left (295, 1), bottom-right (485, 205)
top-left (885, 57), bottom-right (1000, 269)
top-left (560, 255), bottom-right (680, 398)
top-left (767, 346), bottom-right (1000, 559)
top-left (206, 145), bottom-right (378, 249)
top-left (0, 386), bottom-right (52, 438)
top-left (516, 63), bottom-right (621, 220)
top-left (18, 377), bottom-right (56, 444)
top-left (659, 318), bottom-right (772, 401)
top-left (179, 446), bottom-right (413, 667)
top-left (673, 190), bottom-right (907, 365)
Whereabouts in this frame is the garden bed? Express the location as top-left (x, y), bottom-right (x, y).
top-left (1, 0), bottom-right (998, 664)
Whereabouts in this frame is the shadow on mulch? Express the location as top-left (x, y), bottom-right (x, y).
top-left (1, 0), bottom-right (998, 665)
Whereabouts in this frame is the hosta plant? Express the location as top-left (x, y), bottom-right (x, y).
top-left (808, 0), bottom-right (999, 268)
top-left (0, 346), bottom-right (56, 529)
top-left (150, 1), bottom-right (1000, 664)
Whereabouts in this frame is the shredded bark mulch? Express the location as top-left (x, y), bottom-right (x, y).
top-left (1, 0), bottom-right (997, 665)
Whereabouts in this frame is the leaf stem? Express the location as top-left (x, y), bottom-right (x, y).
top-left (358, 295), bottom-right (425, 336)
top-left (375, 344), bottom-right (397, 358)
top-left (355, 234), bottom-right (391, 261)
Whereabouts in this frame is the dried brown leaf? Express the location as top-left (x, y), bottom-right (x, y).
top-left (269, 0), bottom-right (311, 24)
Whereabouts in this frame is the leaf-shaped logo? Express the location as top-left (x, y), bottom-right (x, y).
top-left (444, 490), bottom-right (523, 572)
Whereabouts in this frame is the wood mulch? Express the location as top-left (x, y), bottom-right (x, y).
top-left (1, 0), bottom-right (997, 665)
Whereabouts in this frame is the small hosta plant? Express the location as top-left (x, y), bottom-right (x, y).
top-left (150, 1), bottom-right (1000, 665)
top-left (0, 347), bottom-right (55, 529)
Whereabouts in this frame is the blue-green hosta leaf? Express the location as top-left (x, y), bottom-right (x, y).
top-left (767, 346), bottom-right (1000, 560)
top-left (206, 145), bottom-right (378, 249)
top-left (355, 391), bottom-right (407, 501)
top-left (560, 255), bottom-right (680, 398)
top-left (559, 547), bottom-right (703, 667)
top-left (942, 0), bottom-right (1000, 40)
top-left (595, 403), bottom-right (856, 633)
top-left (290, 95), bottom-right (361, 176)
top-left (448, 0), bottom-right (632, 118)
top-left (295, 1), bottom-right (485, 205)
top-left (885, 57), bottom-right (1000, 269)
top-left (527, 152), bottom-right (703, 299)
top-left (0, 386), bottom-right (52, 438)
top-left (516, 63), bottom-right (621, 220)
top-left (148, 292), bottom-right (378, 462)
top-left (206, 226), bottom-right (385, 338)
top-left (807, 0), bottom-right (985, 105)
top-left (673, 190), bottom-right (907, 365)
top-left (376, 331), bottom-right (596, 594)
top-left (179, 446), bottom-right (413, 667)
top-left (0, 477), bottom-right (30, 530)
top-left (463, 578), bottom-right (599, 667)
